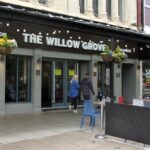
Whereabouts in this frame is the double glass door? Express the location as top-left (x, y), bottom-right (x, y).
top-left (41, 60), bottom-right (78, 108)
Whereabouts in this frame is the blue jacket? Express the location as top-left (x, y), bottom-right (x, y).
top-left (69, 80), bottom-right (79, 98)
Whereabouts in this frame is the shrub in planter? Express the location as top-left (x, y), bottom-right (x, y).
top-left (100, 45), bottom-right (113, 62)
top-left (0, 34), bottom-right (17, 55)
top-left (112, 46), bottom-right (128, 64)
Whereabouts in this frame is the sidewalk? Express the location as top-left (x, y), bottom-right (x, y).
top-left (0, 109), bottom-right (149, 150)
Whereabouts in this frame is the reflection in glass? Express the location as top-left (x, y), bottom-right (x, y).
top-left (97, 62), bottom-right (111, 97)
top-left (55, 62), bottom-right (63, 103)
top-left (67, 62), bottom-right (78, 102)
top-left (5, 56), bottom-right (31, 103)
top-left (143, 61), bottom-right (150, 98)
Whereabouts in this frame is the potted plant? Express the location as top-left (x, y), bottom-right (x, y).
top-left (100, 45), bottom-right (113, 62)
top-left (0, 34), bottom-right (17, 55)
top-left (112, 46), bottom-right (128, 64)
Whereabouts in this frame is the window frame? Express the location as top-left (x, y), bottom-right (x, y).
top-left (106, 0), bottom-right (111, 20)
top-left (38, 0), bottom-right (48, 5)
top-left (79, 0), bottom-right (85, 13)
top-left (5, 56), bottom-right (32, 103)
top-left (93, 0), bottom-right (98, 17)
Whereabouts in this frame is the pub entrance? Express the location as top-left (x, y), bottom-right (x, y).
top-left (41, 59), bottom-right (89, 109)
top-left (41, 61), bottom-right (52, 108)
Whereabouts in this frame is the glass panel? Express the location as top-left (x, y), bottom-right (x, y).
top-left (118, 0), bottom-right (123, 21)
top-left (55, 62), bottom-right (63, 103)
top-left (67, 62), bottom-right (78, 101)
top-left (79, 0), bottom-right (85, 13)
top-left (93, 0), bottom-right (98, 17)
top-left (42, 61), bottom-right (51, 107)
top-left (97, 62), bottom-right (111, 97)
top-left (142, 61), bottom-right (150, 98)
top-left (5, 56), bottom-right (17, 102)
top-left (18, 57), bottom-right (28, 102)
top-left (38, 0), bottom-right (47, 4)
top-left (5, 56), bottom-right (31, 103)
top-left (145, 8), bottom-right (150, 25)
top-left (106, 0), bottom-right (111, 19)
top-left (145, 0), bottom-right (150, 5)
top-left (20, 0), bottom-right (29, 1)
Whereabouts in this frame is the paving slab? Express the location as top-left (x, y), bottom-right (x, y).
top-left (0, 110), bottom-right (149, 150)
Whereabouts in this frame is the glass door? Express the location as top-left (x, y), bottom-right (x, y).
top-left (67, 62), bottom-right (78, 102)
top-left (97, 62), bottom-right (113, 97)
top-left (54, 61), bottom-right (64, 104)
top-left (41, 61), bottom-right (52, 108)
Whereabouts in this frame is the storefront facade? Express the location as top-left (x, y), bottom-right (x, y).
top-left (0, 5), bottom-right (149, 115)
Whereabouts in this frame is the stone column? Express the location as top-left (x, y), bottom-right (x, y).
top-left (31, 0), bottom-right (39, 5)
top-left (111, 0), bottom-right (119, 22)
top-left (32, 49), bottom-right (42, 113)
top-left (85, 0), bottom-right (94, 17)
top-left (99, 0), bottom-right (107, 20)
top-left (0, 57), bottom-right (5, 116)
top-left (124, 0), bottom-right (130, 25)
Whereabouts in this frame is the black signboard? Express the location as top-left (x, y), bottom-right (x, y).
top-left (106, 102), bottom-right (150, 145)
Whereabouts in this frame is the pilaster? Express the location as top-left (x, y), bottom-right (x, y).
top-left (111, 0), bottom-right (119, 22)
top-left (85, 0), bottom-right (94, 17)
top-left (0, 56), bottom-right (6, 116)
top-left (99, 0), bottom-right (107, 21)
top-left (32, 49), bottom-right (42, 113)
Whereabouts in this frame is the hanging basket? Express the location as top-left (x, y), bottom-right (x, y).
top-left (113, 57), bottom-right (122, 64)
top-left (101, 55), bottom-right (113, 62)
top-left (0, 47), bottom-right (12, 55)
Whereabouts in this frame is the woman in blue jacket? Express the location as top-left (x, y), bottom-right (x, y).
top-left (68, 75), bottom-right (79, 113)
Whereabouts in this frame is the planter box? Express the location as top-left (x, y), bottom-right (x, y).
top-left (101, 55), bottom-right (112, 62)
top-left (0, 47), bottom-right (12, 55)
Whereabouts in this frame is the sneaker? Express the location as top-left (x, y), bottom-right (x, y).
top-left (73, 110), bottom-right (78, 113)
top-left (69, 105), bottom-right (72, 111)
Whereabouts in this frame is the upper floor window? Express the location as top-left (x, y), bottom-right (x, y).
top-left (144, 0), bottom-right (150, 26)
top-left (106, 0), bottom-right (111, 19)
top-left (118, 0), bottom-right (125, 21)
top-left (20, 0), bottom-right (29, 1)
top-left (79, 0), bottom-right (85, 13)
top-left (38, 0), bottom-right (47, 5)
top-left (93, 0), bottom-right (98, 17)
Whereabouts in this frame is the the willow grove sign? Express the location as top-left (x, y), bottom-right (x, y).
top-left (22, 33), bottom-right (106, 52)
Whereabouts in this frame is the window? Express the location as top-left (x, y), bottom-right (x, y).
top-left (118, 0), bottom-right (125, 21)
top-left (106, 0), bottom-right (111, 19)
top-left (142, 61), bottom-right (150, 98)
top-left (5, 56), bottom-right (31, 103)
top-left (93, 0), bottom-right (98, 17)
top-left (38, 0), bottom-right (47, 5)
top-left (145, 7), bottom-right (150, 25)
top-left (144, 0), bottom-right (150, 26)
top-left (79, 0), bottom-right (85, 13)
top-left (97, 62), bottom-right (113, 98)
top-left (20, 0), bottom-right (29, 1)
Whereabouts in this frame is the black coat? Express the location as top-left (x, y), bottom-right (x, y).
top-left (80, 77), bottom-right (95, 99)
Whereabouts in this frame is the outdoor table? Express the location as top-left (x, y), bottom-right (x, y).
top-left (93, 100), bottom-right (106, 139)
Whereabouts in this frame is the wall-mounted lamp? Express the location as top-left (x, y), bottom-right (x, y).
top-left (117, 64), bottom-right (121, 68)
top-left (37, 57), bottom-right (42, 64)
top-left (94, 62), bottom-right (97, 67)
top-left (0, 55), bottom-right (4, 62)
top-left (137, 65), bottom-right (140, 70)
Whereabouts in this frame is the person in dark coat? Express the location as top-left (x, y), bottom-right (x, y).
top-left (80, 73), bottom-right (95, 100)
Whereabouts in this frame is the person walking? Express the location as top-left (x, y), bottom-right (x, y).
top-left (68, 75), bottom-right (80, 113)
top-left (80, 73), bottom-right (95, 101)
